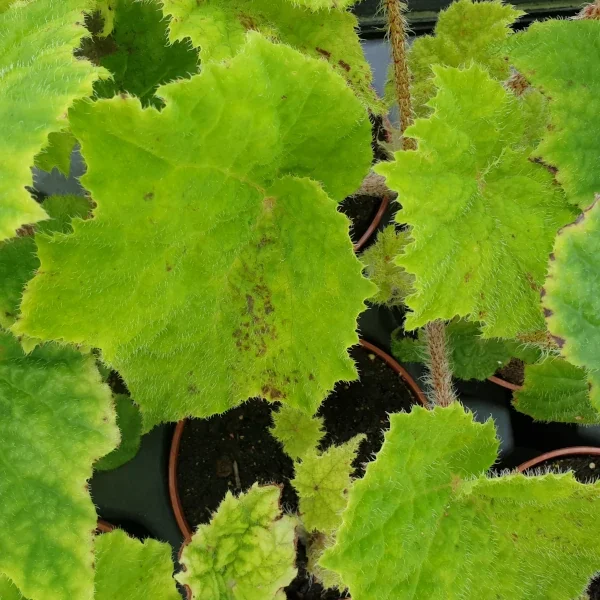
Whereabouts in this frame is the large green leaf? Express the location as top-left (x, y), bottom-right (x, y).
top-left (375, 65), bottom-right (571, 338)
top-left (177, 484), bottom-right (297, 600)
top-left (392, 320), bottom-right (514, 381)
top-left (0, 0), bottom-right (103, 241)
top-left (409, 0), bottom-right (522, 117)
top-left (514, 357), bottom-right (600, 424)
top-left (0, 331), bottom-right (118, 600)
top-left (88, 0), bottom-right (199, 108)
top-left (159, 0), bottom-right (380, 109)
top-left (285, 0), bottom-right (358, 8)
top-left (15, 35), bottom-right (374, 428)
top-left (544, 199), bottom-right (600, 407)
top-left (95, 530), bottom-right (179, 600)
top-left (292, 435), bottom-right (364, 533)
top-left (0, 575), bottom-right (22, 600)
top-left (508, 20), bottom-right (600, 208)
top-left (321, 403), bottom-right (600, 600)
top-left (0, 195), bottom-right (91, 330)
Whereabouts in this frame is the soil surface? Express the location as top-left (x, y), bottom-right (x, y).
top-left (496, 357), bottom-right (525, 387)
top-left (176, 345), bottom-right (419, 599)
top-left (524, 454), bottom-right (600, 599)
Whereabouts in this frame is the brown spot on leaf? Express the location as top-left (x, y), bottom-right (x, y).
top-left (552, 335), bottom-right (566, 349)
top-left (144, 192), bottom-right (154, 201)
top-left (261, 384), bottom-right (285, 400)
top-left (188, 384), bottom-right (198, 395)
top-left (338, 60), bottom-right (351, 72)
top-left (166, 264), bottom-right (172, 272)
top-left (543, 308), bottom-right (553, 318)
top-left (316, 47), bottom-right (331, 59)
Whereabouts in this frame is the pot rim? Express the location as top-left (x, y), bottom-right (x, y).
top-left (517, 446), bottom-right (600, 472)
top-left (353, 195), bottom-right (390, 252)
top-left (168, 338), bottom-right (427, 540)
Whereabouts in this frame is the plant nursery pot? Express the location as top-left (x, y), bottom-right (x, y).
top-left (517, 446), bottom-right (600, 473)
top-left (169, 339), bottom-right (427, 541)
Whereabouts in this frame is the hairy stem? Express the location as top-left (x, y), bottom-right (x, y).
top-left (425, 320), bottom-right (456, 407)
top-left (384, 0), bottom-right (415, 150)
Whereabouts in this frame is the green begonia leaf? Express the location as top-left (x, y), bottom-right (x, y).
top-left (34, 131), bottom-right (77, 177)
top-left (392, 320), bottom-right (514, 381)
top-left (0, 0), bottom-right (104, 241)
top-left (0, 331), bottom-right (119, 600)
top-left (409, 0), bottom-right (522, 117)
top-left (544, 199), bottom-right (600, 410)
top-left (514, 358), bottom-right (600, 424)
top-left (95, 394), bottom-right (143, 470)
top-left (90, 0), bottom-right (198, 108)
top-left (360, 226), bottom-right (414, 307)
top-left (177, 484), bottom-right (297, 600)
top-left (293, 435), bottom-right (364, 533)
top-left (15, 35), bottom-right (374, 428)
top-left (375, 65), bottom-right (571, 338)
top-left (321, 403), bottom-right (600, 600)
top-left (159, 0), bottom-right (380, 110)
top-left (270, 404), bottom-right (324, 461)
top-left (95, 0), bottom-right (116, 36)
top-left (0, 195), bottom-right (91, 329)
top-left (508, 20), bottom-right (600, 208)
top-left (95, 530), bottom-right (179, 600)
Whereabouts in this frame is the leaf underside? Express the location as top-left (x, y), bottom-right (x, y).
top-left (409, 0), bottom-right (522, 117)
top-left (376, 65), bottom-right (571, 338)
top-left (0, 331), bottom-right (118, 600)
top-left (159, 0), bottom-right (380, 109)
top-left (514, 357), bottom-right (600, 424)
top-left (0, 0), bottom-right (103, 241)
top-left (15, 35), bottom-right (374, 428)
top-left (508, 20), bottom-right (600, 209)
top-left (321, 403), bottom-right (600, 600)
top-left (177, 484), bottom-right (297, 600)
top-left (94, 529), bottom-right (180, 600)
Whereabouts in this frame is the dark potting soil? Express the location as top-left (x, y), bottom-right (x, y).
top-left (176, 345), bottom-right (419, 599)
top-left (524, 455), bottom-right (600, 599)
top-left (496, 357), bottom-right (525, 386)
top-left (339, 195), bottom-right (382, 245)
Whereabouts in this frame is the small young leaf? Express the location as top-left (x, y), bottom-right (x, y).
top-left (514, 358), bottom-right (600, 424)
top-left (159, 0), bottom-right (380, 110)
top-left (0, 195), bottom-right (91, 329)
top-left (95, 0), bottom-right (116, 37)
top-left (270, 405), bottom-right (325, 461)
top-left (375, 65), bottom-right (571, 338)
top-left (89, 0), bottom-right (199, 108)
top-left (95, 395), bottom-right (143, 471)
top-left (409, 0), bottom-right (522, 116)
top-left (509, 20), bottom-right (600, 208)
top-left (177, 484), bottom-right (297, 600)
top-left (544, 200), bottom-right (600, 373)
top-left (360, 226), bottom-right (414, 307)
top-left (34, 131), bottom-right (77, 177)
top-left (0, 331), bottom-right (119, 600)
top-left (321, 403), bottom-right (600, 600)
top-left (95, 530), bottom-right (179, 600)
top-left (16, 35), bottom-right (374, 428)
top-left (392, 320), bottom-right (514, 381)
top-left (293, 435), bottom-right (364, 533)
top-left (0, 0), bottom-right (104, 241)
